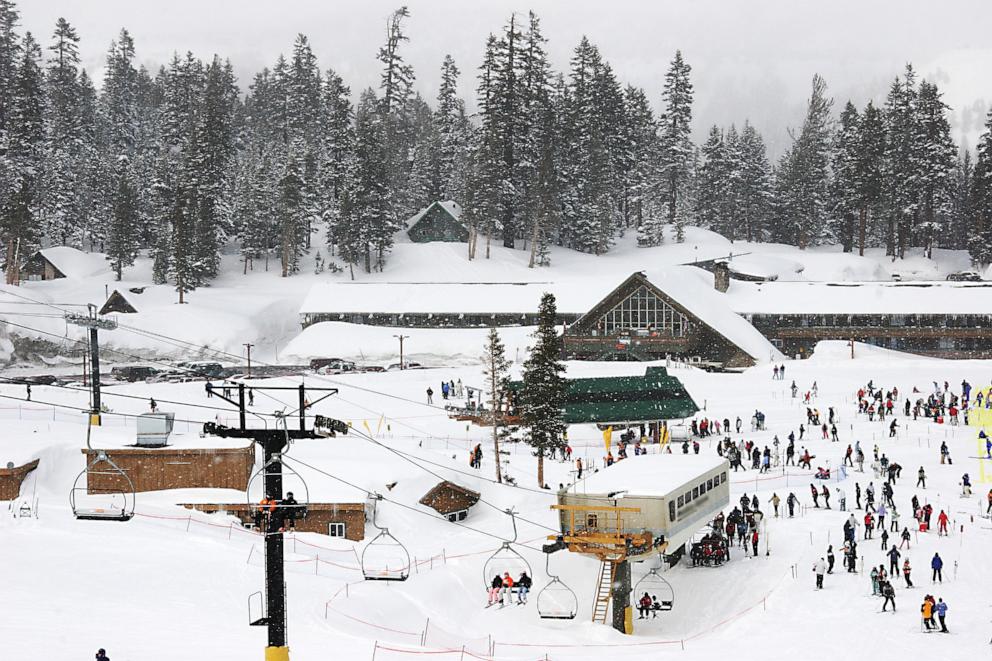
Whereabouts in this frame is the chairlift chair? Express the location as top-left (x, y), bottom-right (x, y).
top-left (536, 553), bottom-right (577, 620)
top-left (246, 455), bottom-right (310, 532)
top-left (631, 565), bottom-right (674, 613)
top-left (70, 451), bottom-right (135, 522)
top-left (361, 495), bottom-right (411, 581)
top-left (482, 509), bottom-right (533, 590)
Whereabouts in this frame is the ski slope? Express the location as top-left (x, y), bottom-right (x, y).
top-left (1, 342), bottom-right (991, 660)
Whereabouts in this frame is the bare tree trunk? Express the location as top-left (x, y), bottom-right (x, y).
top-left (485, 230), bottom-right (491, 260)
top-left (536, 452), bottom-right (544, 488)
top-left (527, 216), bottom-right (540, 268)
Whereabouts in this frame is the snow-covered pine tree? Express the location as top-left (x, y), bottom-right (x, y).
top-left (435, 54), bottom-right (470, 203)
top-left (737, 121), bottom-right (773, 242)
top-left (947, 149), bottom-right (972, 251)
top-left (624, 85), bottom-right (661, 243)
top-left (106, 173), bottom-right (138, 279)
top-left (914, 79), bottom-right (956, 258)
top-left (377, 6), bottom-right (417, 223)
top-left (830, 102), bottom-right (861, 252)
top-left (695, 125), bottom-right (728, 235)
top-left (0, 0), bottom-right (20, 148)
top-left (349, 88), bottom-right (391, 272)
top-left (41, 17), bottom-right (83, 246)
top-left (773, 74), bottom-right (833, 249)
top-left (658, 50), bottom-right (694, 243)
top-left (169, 187), bottom-right (196, 303)
top-left (2, 30), bottom-right (42, 283)
top-left (481, 326), bottom-right (511, 483)
top-left (853, 101), bottom-right (886, 255)
top-left (278, 140), bottom-right (307, 276)
top-left (519, 292), bottom-right (566, 488)
top-left (320, 67), bottom-right (353, 251)
top-left (881, 66), bottom-right (920, 258)
top-left (970, 110), bottom-right (992, 267)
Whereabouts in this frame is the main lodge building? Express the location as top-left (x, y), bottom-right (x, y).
top-left (299, 257), bottom-right (992, 365)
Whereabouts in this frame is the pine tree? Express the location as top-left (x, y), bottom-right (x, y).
top-left (970, 110), bottom-right (992, 267)
top-left (695, 125), bottom-right (728, 235)
top-left (0, 0), bottom-right (20, 145)
top-left (914, 79), bottom-right (956, 258)
top-left (658, 50), bottom-right (694, 243)
top-left (320, 67), bottom-right (353, 251)
top-left (435, 54), bottom-right (470, 203)
top-left (830, 102), bottom-right (860, 252)
top-left (169, 186), bottom-right (195, 303)
top-left (520, 292), bottom-right (566, 488)
top-left (377, 6), bottom-right (417, 223)
top-left (481, 326), bottom-right (511, 483)
top-left (948, 150), bottom-right (972, 250)
top-left (624, 85), bottom-right (661, 244)
top-left (106, 173), bottom-right (138, 279)
top-left (737, 121), bottom-right (773, 242)
top-left (773, 74), bottom-right (833, 248)
top-left (853, 101), bottom-right (886, 255)
top-left (882, 66), bottom-right (920, 258)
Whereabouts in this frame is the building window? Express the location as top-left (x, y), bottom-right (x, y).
top-left (598, 285), bottom-right (690, 337)
top-left (677, 495), bottom-right (684, 507)
top-left (669, 501), bottom-right (676, 521)
top-left (328, 522), bottom-right (346, 538)
top-left (707, 478), bottom-right (713, 490)
top-left (446, 509), bottom-right (468, 522)
top-left (720, 472), bottom-right (727, 484)
top-left (586, 514), bottom-right (599, 529)
top-left (692, 486), bottom-right (699, 499)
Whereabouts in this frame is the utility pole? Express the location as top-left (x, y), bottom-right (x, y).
top-left (393, 334), bottom-right (409, 369)
top-left (244, 342), bottom-right (255, 378)
top-left (205, 385), bottom-right (347, 661)
top-left (66, 304), bottom-right (116, 425)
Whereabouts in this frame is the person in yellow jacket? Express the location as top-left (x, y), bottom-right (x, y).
top-left (921, 597), bottom-right (934, 631)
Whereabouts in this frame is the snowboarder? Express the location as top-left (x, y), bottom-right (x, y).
top-left (813, 558), bottom-right (826, 589)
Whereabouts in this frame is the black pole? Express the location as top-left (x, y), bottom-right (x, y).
top-left (298, 384), bottom-right (306, 432)
top-left (238, 382), bottom-right (246, 430)
top-left (263, 437), bottom-right (287, 650)
top-left (89, 327), bottom-right (101, 419)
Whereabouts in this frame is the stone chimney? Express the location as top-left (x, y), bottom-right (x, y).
top-left (713, 261), bottom-right (730, 293)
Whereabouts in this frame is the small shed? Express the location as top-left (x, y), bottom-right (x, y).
top-left (100, 290), bottom-right (138, 315)
top-left (18, 247), bottom-right (108, 281)
top-left (419, 480), bottom-right (480, 521)
top-left (0, 459), bottom-right (39, 500)
top-left (406, 201), bottom-right (467, 243)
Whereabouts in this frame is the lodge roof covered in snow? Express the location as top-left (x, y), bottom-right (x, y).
top-left (572, 453), bottom-right (729, 498)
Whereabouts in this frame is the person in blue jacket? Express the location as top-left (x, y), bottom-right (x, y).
top-left (935, 598), bottom-right (949, 632)
top-left (931, 552), bottom-right (943, 583)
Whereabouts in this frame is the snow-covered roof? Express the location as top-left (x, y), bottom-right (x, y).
top-left (36, 247), bottom-right (109, 279)
top-left (574, 453), bottom-right (728, 498)
top-left (299, 281), bottom-right (591, 315)
top-left (725, 280), bottom-right (992, 315)
top-left (404, 200), bottom-right (463, 229)
top-left (639, 267), bottom-right (783, 362)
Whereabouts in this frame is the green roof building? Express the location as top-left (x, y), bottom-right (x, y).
top-left (406, 200), bottom-right (467, 243)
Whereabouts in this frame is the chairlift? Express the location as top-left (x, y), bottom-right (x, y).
top-left (246, 455), bottom-right (309, 532)
top-left (631, 564), bottom-right (674, 613)
top-left (536, 553), bottom-right (577, 620)
top-left (70, 451), bottom-right (135, 522)
top-left (482, 509), bottom-right (532, 589)
top-left (361, 494), bottom-right (411, 581)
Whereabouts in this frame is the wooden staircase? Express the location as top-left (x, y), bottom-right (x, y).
top-left (591, 560), bottom-right (615, 624)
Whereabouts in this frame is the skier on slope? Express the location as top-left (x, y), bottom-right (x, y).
top-left (813, 558), bottom-right (826, 589)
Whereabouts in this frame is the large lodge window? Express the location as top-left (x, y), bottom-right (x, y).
top-left (600, 286), bottom-right (690, 337)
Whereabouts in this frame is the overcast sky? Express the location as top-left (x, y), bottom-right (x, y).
top-left (18, 0), bottom-right (992, 155)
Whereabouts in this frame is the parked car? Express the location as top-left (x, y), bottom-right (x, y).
top-left (946, 270), bottom-right (982, 282)
top-left (316, 359), bottom-right (357, 375)
top-left (889, 273), bottom-right (903, 282)
top-left (110, 365), bottom-right (159, 382)
top-left (176, 361), bottom-right (224, 378)
top-left (386, 361), bottom-right (423, 371)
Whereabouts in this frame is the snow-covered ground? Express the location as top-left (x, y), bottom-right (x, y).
top-left (2, 341), bottom-right (991, 660)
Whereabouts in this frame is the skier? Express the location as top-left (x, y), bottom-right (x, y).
top-left (881, 579), bottom-right (896, 612)
top-left (931, 553), bottom-right (943, 583)
top-left (836, 487), bottom-right (846, 512)
top-left (899, 527), bottom-right (911, 549)
top-left (575, 457), bottom-right (583, 480)
top-left (821, 484), bottom-right (831, 509)
top-left (500, 572), bottom-right (515, 606)
top-left (813, 558), bottom-right (826, 589)
top-left (902, 559), bottom-right (912, 587)
top-left (248, 389), bottom-right (255, 406)
top-left (887, 546), bottom-right (901, 575)
top-left (637, 592), bottom-right (653, 619)
top-left (935, 598), bottom-right (948, 633)
top-left (769, 493), bottom-right (781, 517)
top-left (937, 510), bottom-right (949, 536)
top-left (921, 597), bottom-right (934, 631)
top-left (487, 575), bottom-right (503, 606)
top-left (870, 566), bottom-right (880, 595)
top-left (917, 466), bottom-right (926, 489)
top-left (855, 483), bottom-right (862, 509)
top-left (786, 492), bottom-right (798, 518)
top-left (810, 483), bottom-right (819, 508)
top-left (426, 387), bottom-right (434, 404)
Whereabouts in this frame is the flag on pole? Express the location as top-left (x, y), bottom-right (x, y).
top-left (603, 426), bottom-right (613, 453)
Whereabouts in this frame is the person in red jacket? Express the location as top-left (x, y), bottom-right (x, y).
top-left (937, 509), bottom-right (949, 536)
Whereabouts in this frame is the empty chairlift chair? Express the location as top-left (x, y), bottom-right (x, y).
top-left (361, 494), bottom-right (411, 581)
top-left (70, 451), bottom-right (135, 522)
top-left (536, 553), bottom-right (577, 620)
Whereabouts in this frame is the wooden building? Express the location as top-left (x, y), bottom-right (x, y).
top-left (562, 271), bottom-right (775, 367)
top-left (406, 201), bottom-right (467, 243)
top-left (418, 481), bottom-right (480, 521)
top-left (82, 445), bottom-right (254, 494)
top-left (0, 459), bottom-right (39, 500)
top-left (99, 290), bottom-right (138, 315)
top-left (182, 502), bottom-right (367, 541)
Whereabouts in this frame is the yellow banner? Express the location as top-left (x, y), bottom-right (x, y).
top-left (363, 420), bottom-right (373, 437)
top-left (603, 426), bottom-right (613, 453)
